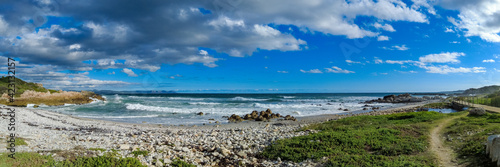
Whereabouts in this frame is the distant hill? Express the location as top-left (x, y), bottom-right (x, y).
top-left (0, 76), bottom-right (57, 97)
top-left (462, 85), bottom-right (500, 95)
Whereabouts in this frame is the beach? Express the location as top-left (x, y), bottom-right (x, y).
top-left (0, 100), bottom-right (439, 167)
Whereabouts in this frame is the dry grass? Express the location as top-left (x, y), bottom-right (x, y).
top-left (0, 90), bottom-right (105, 107)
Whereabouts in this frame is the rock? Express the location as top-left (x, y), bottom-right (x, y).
top-left (265, 108), bottom-right (272, 114)
top-left (255, 115), bottom-right (266, 121)
top-left (164, 158), bottom-right (172, 164)
top-left (119, 144), bottom-right (130, 150)
top-left (343, 109), bottom-right (349, 111)
top-left (243, 114), bottom-right (252, 120)
top-left (228, 114), bottom-right (244, 122)
top-left (155, 160), bottom-right (163, 167)
top-left (250, 110), bottom-right (259, 118)
top-left (196, 112), bottom-right (204, 116)
top-left (469, 107), bottom-right (486, 116)
top-left (284, 115), bottom-right (296, 121)
top-left (33, 105), bottom-right (39, 108)
top-left (220, 148), bottom-right (231, 156)
top-left (237, 151), bottom-right (247, 158)
top-left (363, 108), bottom-right (368, 110)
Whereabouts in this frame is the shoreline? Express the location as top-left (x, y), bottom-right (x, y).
top-left (0, 100), bottom-right (442, 166)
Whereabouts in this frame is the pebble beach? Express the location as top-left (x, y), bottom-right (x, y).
top-left (0, 101), bottom-right (437, 167)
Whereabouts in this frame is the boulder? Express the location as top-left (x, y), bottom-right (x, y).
top-left (469, 107), bottom-right (486, 116)
top-left (196, 112), bottom-right (204, 116)
top-left (228, 114), bottom-right (243, 122)
top-left (284, 115), bottom-right (296, 121)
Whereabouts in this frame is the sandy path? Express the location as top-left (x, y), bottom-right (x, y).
top-left (429, 115), bottom-right (464, 167)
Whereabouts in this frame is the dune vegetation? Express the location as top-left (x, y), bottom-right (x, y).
top-left (0, 77), bottom-right (104, 107)
top-left (260, 108), bottom-right (500, 167)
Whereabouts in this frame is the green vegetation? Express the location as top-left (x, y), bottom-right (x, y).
top-left (443, 112), bottom-right (500, 166)
top-left (0, 151), bottom-right (145, 167)
top-left (0, 77), bottom-right (105, 106)
top-left (50, 156), bottom-right (145, 167)
top-left (130, 150), bottom-right (149, 157)
top-left (89, 148), bottom-right (106, 152)
top-left (463, 85), bottom-right (500, 95)
top-left (0, 76), bottom-right (57, 97)
top-left (261, 111), bottom-right (455, 166)
top-left (0, 152), bottom-right (55, 167)
top-left (467, 91), bottom-right (500, 107)
top-left (15, 138), bottom-right (27, 146)
top-left (170, 158), bottom-right (196, 167)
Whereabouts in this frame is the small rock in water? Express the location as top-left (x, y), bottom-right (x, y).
top-left (196, 112), bottom-right (204, 115)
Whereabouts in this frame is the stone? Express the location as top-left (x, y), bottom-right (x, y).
top-left (119, 144), bottom-right (130, 150)
top-left (228, 114), bottom-right (243, 122)
top-left (469, 107), bottom-right (486, 116)
top-left (220, 148), bottom-right (231, 156)
top-left (237, 151), bottom-right (247, 158)
top-left (196, 112), bottom-right (204, 116)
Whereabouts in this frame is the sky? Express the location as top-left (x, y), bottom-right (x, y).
top-left (0, 0), bottom-right (499, 93)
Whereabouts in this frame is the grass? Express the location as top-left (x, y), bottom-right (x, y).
top-left (170, 158), bottom-right (196, 167)
top-left (261, 111), bottom-right (452, 166)
top-left (0, 77), bottom-right (105, 107)
top-left (130, 150), bottom-right (149, 157)
top-left (89, 148), bottom-right (106, 152)
top-left (0, 151), bottom-right (145, 167)
top-left (443, 112), bottom-right (500, 167)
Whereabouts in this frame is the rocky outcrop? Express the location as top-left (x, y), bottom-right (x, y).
top-left (450, 101), bottom-right (466, 111)
top-left (228, 109), bottom-right (294, 122)
top-left (365, 93), bottom-right (443, 103)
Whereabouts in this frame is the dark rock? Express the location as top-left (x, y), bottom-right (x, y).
top-left (284, 115), bottom-right (296, 121)
top-left (343, 109), bottom-right (349, 111)
top-left (243, 114), bottom-right (253, 120)
top-left (196, 112), bottom-right (204, 116)
top-left (338, 108), bottom-right (343, 110)
top-left (228, 114), bottom-right (243, 122)
top-left (363, 108), bottom-right (368, 110)
top-left (255, 115), bottom-right (267, 121)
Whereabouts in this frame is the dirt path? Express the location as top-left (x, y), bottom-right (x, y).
top-left (429, 115), bottom-right (464, 167)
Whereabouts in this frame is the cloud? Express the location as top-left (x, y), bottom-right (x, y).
top-left (373, 23), bottom-right (396, 32)
top-left (382, 45), bottom-right (409, 51)
top-left (377, 35), bottom-right (390, 41)
top-left (345, 60), bottom-right (361, 64)
top-left (385, 60), bottom-right (417, 64)
top-left (445, 28), bottom-right (455, 33)
top-left (277, 71), bottom-right (289, 73)
top-left (374, 57), bottom-right (384, 64)
top-left (442, 0), bottom-right (500, 42)
top-left (122, 68), bottom-right (138, 77)
top-left (419, 52), bottom-right (465, 63)
top-left (300, 69), bottom-right (323, 73)
top-left (483, 59), bottom-right (495, 63)
top-left (420, 65), bottom-right (486, 74)
top-left (324, 66), bottom-right (355, 73)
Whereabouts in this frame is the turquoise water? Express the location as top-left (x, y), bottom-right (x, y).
top-left (34, 93), bottom-right (409, 125)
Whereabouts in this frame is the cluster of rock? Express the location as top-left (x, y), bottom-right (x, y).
top-left (364, 93), bottom-right (443, 103)
top-left (228, 109), bottom-right (296, 122)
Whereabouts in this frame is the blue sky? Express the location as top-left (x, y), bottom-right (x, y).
top-left (0, 0), bottom-right (500, 92)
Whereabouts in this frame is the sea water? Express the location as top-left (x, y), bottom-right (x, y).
top-left (33, 93), bottom-right (410, 125)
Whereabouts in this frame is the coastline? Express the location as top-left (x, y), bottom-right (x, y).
top-left (0, 100), bottom-right (441, 166)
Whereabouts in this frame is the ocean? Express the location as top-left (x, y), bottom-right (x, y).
top-left (32, 93), bottom-right (412, 125)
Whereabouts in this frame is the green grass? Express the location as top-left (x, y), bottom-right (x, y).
top-left (261, 111), bottom-right (449, 166)
top-left (130, 150), bottom-right (149, 157)
top-left (0, 77), bottom-right (56, 97)
top-left (0, 151), bottom-right (145, 167)
top-left (443, 112), bottom-right (500, 167)
top-left (170, 158), bottom-right (196, 167)
top-left (89, 148), bottom-right (106, 152)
